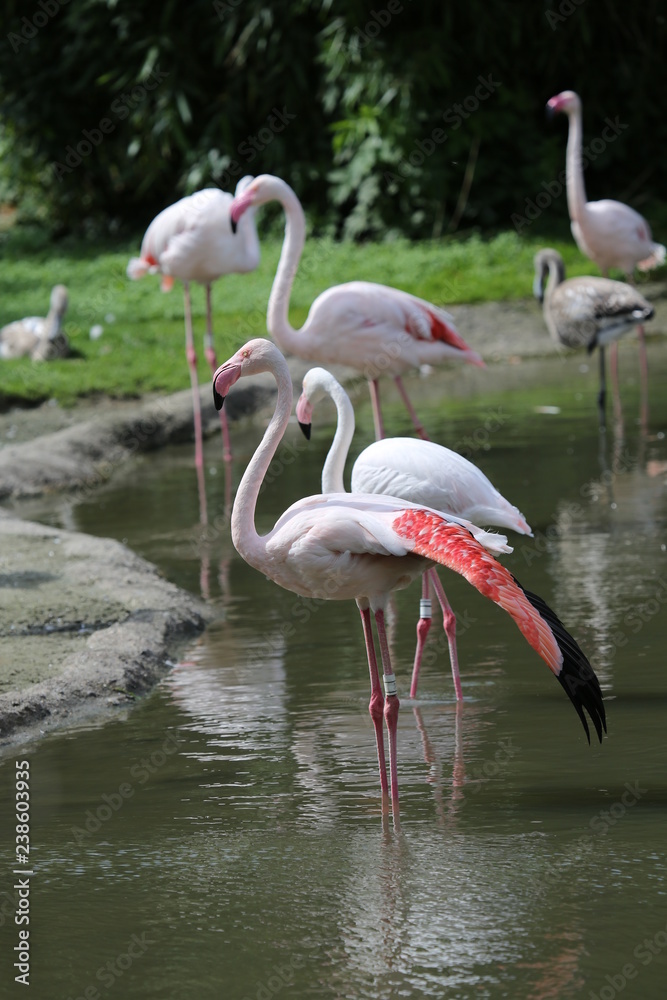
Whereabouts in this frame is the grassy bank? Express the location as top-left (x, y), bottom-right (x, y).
top-left (0, 225), bottom-right (650, 407)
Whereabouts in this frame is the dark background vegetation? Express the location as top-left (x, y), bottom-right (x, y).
top-left (0, 0), bottom-right (666, 240)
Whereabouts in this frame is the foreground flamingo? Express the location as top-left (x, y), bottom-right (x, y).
top-left (547, 90), bottom-right (664, 423)
top-left (229, 174), bottom-right (484, 441)
top-left (127, 176), bottom-right (260, 519)
top-left (0, 285), bottom-right (69, 361)
top-left (533, 248), bottom-right (654, 427)
top-left (213, 339), bottom-right (606, 808)
top-left (296, 366), bottom-right (532, 701)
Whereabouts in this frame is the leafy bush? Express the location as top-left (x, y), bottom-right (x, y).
top-left (0, 0), bottom-right (665, 239)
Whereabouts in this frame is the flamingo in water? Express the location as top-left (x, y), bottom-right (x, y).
top-left (533, 248), bottom-right (654, 427)
top-left (547, 90), bottom-right (665, 423)
top-left (295, 366), bottom-right (532, 701)
top-left (229, 174), bottom-right (484, 442)
top-left (127, 176), bottom-right (260, 520)
top-left (212, 338), bottom-right (606, 808)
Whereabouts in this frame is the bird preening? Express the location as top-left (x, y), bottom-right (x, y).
top-left (213, 339), bottom-right (606, 811)
top-left (533, 247), bottom-right (654, 426)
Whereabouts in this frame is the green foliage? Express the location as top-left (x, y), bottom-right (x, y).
top-left (0, 3), bottom-right (666, 238)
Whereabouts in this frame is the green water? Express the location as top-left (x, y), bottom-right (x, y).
top-left (2, 345), bottom-right (667, 999)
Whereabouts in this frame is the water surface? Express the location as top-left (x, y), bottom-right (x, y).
top-left (2, 346), bottom-right (667, 999)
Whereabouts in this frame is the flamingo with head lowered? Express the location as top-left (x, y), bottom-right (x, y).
top-left (213, 338), bottom-right (605, 810)
top-left (547, 90), bottom-right (664, 424)
top-left (229, 174), bottom-right (484, 442)
top-left (127, 176), bottom-right (260, 520)
top-left (295, 365), bottom-right (532, 702)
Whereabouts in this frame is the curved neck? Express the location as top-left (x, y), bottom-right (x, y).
top-left (231, 357), bottom-right (294, 567)
top-left (238, 210), bottom-right (261, 268)
top-left (266, 187), bottom-right (307, 352)
top-left (320, 377), bottom-right (356, 493)
top-left (565, 105), bottom-right (588, 222)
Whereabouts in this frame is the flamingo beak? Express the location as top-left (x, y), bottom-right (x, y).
top-left (546, 96), bottom-right (559, 119)
top-left (230, 188), bottom-right (256, 234)
top-left (532, 273), bottom-right (545, 304)
top-left (295, 393), bottom-right (313, 439)
top-left (212, 361), bottom-right (243, 411)
top-left (230, 216), bottom-right (238, 236)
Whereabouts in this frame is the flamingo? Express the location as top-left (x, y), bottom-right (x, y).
top-left (228, 174), bottom-right (484, 442)
top-left (533, 248), bottom-right (654, 426)
top-left (295, 365), bottom-right (532, 701)
top-left (546, 90), bottom-right (665, 423)
top-left (0, 285), bottom-right (69, 361)
top-left (212, 338), bottom-right (606, 808)
top-left (127, 176), bottom-right (260, 519)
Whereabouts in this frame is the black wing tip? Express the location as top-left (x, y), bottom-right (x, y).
top-left (520, 584), bottom-right (607, 744)
top-left (213, 387), bottom-right (225, 411)
top-left (298, 420), bottom-right (311, 440)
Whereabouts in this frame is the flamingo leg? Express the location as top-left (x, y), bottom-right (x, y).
top-left (358, 604), bottom-right (389, 800)
top-left (367, 379), bottom-right (385, 440)
top-left (410, 574), bottom-right (433, 699)
top-left (394, 375), bottom-right (429, 440)
top-left (203, 283), bottom-right (233, 466)
top-left (429, 569), bottom-right (463, 702)
top-left (373, 607), bottom-right (400, 808)
top-left (183, 282), bottom-right (208, 526)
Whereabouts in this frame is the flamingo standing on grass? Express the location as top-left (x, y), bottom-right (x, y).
top-left (229, 174), bottom-right (484, 442)
top-left (547, 90), bottom-right (665, 424)
top-left (212, 338), bottom-right (606, 809)
top-left (295, 366), bottom-right (532, 701)
top-left (533, 248), bottom-right (654, 427)
top-left (127, 176), bottom-right (260, 521)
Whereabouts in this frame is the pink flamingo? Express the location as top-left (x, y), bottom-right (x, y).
top-left (213, 339), bottom-right (606, 809)
top-left (295, 365), bottom-right (532, 702)
top-left (547, 90), bottom-right (664, 423)
top-left (229, 174), bottom-right (484, 442)
top-left (127, 176), bottom-right (260, 520)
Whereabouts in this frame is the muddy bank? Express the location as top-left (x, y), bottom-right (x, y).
top-left (0, 510), bottom-right (208, 741)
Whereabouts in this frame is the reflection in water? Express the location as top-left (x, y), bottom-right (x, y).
top-left (548, 426), bottom-right (667, 683)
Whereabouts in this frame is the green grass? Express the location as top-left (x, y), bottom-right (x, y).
top-left (0, 224), bottom-right (655, 407)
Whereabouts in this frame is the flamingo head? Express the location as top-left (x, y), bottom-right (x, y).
top-left (212, 338), bottom-right (285, 410)
top-left (229, 174), bottom-right (297, 233)
top-left (296, 367), bottom-right (336, 438)
top-left (546, 90), bottom-right (581, 118)
top-left (49, 284), bottom-right (68, 317)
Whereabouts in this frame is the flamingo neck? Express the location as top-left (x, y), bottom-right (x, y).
top-left (238, 210), bottom-right (261, 270)
top-left (230, 355), bottom-right (294, 567)
top-left (320, 376), bottom-right (356, 493)
top-left (266, 186), bottom-right (307, 352)
top-left (565, 104), bottom-right (588, 223)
